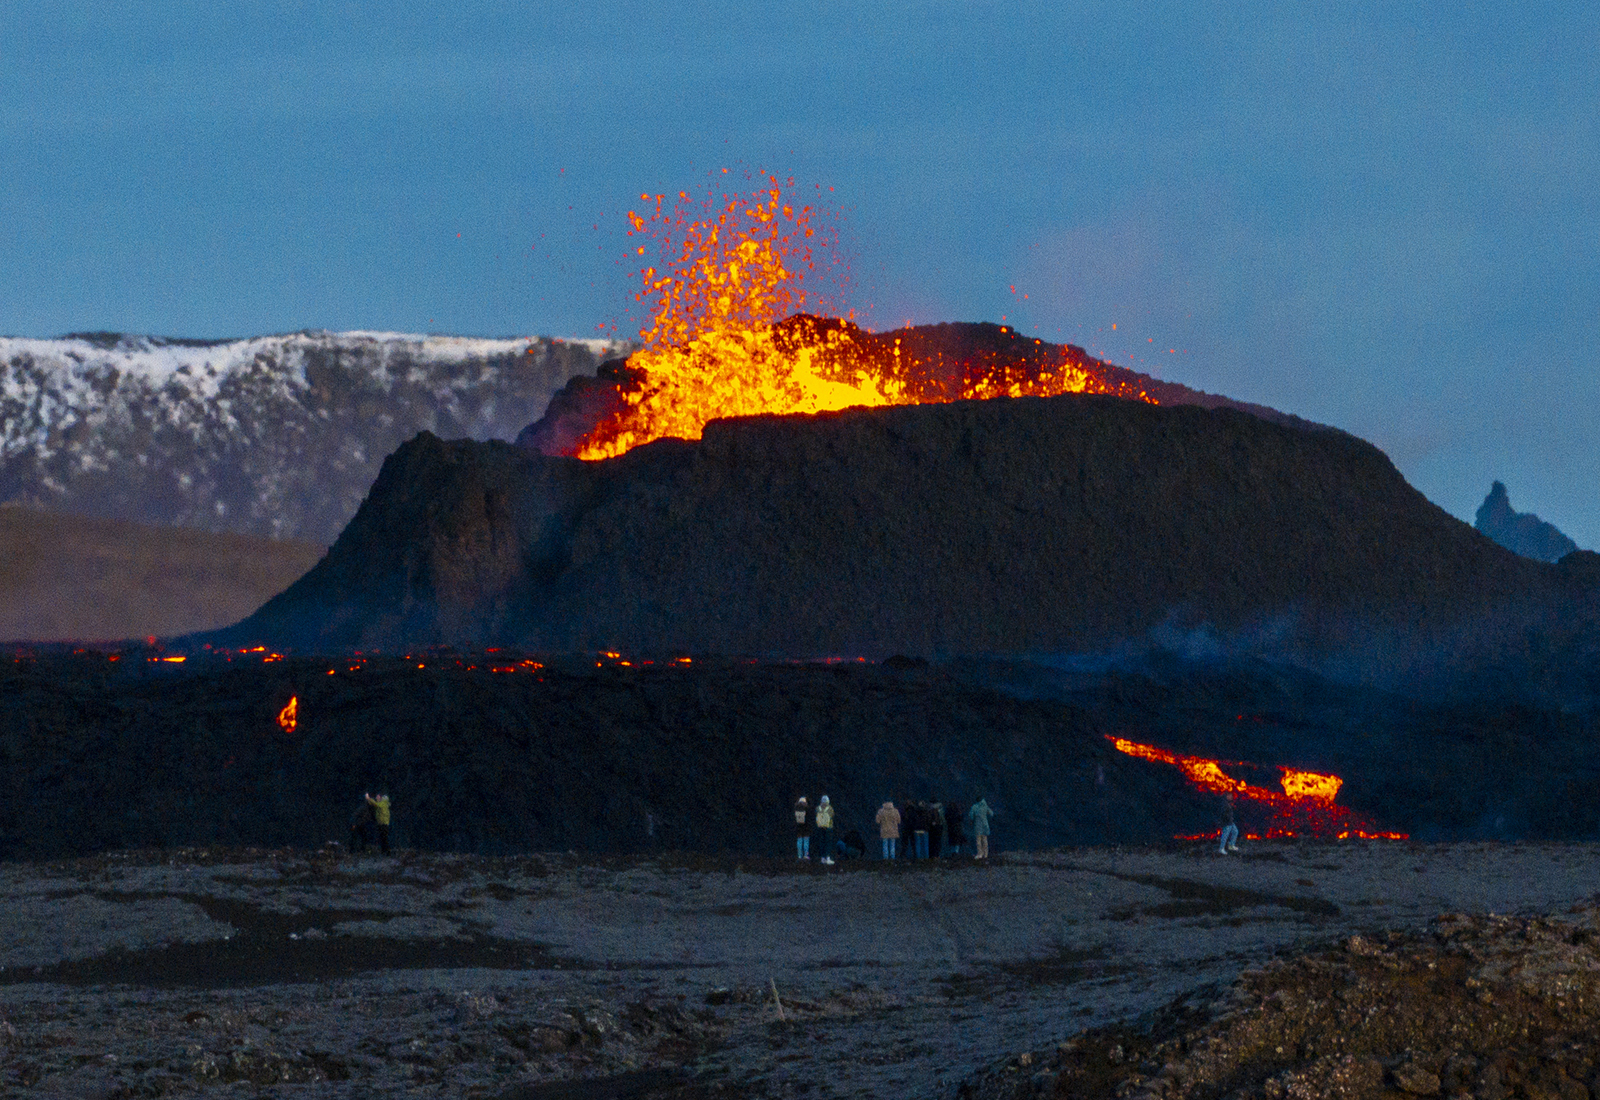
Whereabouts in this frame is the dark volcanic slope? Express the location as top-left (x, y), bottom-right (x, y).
top-left (211, 394), bottom-right (1600, 687)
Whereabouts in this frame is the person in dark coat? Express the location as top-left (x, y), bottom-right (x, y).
top-left (928, 800), bottom-right (946, 859)
top-left (910, 801), bottom-right (930, 860)
top-left (349, 800), bottom-right (375, 853)
top-left (794, 796), bottom-right (811, 860)
top-left (945, 799), bottom-right (966, 856)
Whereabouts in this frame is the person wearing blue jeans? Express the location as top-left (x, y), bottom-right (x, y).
top-left (875, 801), bottom-right (900, 860)
top-left (1218, 793), bottom-right (1239, 853)
top-left (794, 796), bottom-right (811, 860)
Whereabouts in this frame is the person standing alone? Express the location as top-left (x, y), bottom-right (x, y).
top-left (794, 796), bottom-right (811, 860)
top-left (815, 795), bottom-right (835, 865)
top-left (968, 798), bottom-right (994, 860)
top-left (1218, 793), bottom-right (1239, 854)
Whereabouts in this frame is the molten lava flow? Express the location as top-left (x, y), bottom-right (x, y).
top-left (574, 175), bottom-right (1157, 460)
top-left (1107, 736), bottom-right (1405, 840)
top-left (277, 696), bottom-right (298, 734)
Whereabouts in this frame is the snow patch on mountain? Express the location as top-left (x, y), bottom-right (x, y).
top-left (0, 330), bottom-right (631, 543)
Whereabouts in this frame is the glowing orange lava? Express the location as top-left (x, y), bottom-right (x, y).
top-left (277, 696), bottom-right (298, 734)
top-left (575, 174), bottom-right (1157, 460)
top-left (1107, 736), bottom-right (1405, 841)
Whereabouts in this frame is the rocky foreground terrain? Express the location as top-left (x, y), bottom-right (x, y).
top-left (3, 842), bottom-right (1600, 1099)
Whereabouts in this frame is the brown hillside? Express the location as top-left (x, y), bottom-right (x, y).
top-left (0, 506), bottom-right (324, 642)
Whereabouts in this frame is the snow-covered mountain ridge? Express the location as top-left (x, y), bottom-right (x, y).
top-left (0, 330), bottom-right (629, 544)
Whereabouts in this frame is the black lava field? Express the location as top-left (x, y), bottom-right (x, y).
top-left (4, 646), bottom-right (1598, 863)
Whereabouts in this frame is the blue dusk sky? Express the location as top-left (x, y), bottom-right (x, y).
top-left (2, 1), bottom-right (1596, 545)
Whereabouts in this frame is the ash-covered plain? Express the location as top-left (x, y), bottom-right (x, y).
top-left (4, 843), bottom-right (1600, 1100)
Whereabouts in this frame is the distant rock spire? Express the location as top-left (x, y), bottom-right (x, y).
top-left (1474, 481), bottom-right (1578, 562)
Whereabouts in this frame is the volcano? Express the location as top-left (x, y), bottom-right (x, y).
top-left (204, 379), bottom-right (1600, 697)
top-left (200, 179), bottom-right (1600, 693)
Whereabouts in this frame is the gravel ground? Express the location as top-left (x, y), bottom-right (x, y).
top-left (2, 841), bottom-right (1598, 1099)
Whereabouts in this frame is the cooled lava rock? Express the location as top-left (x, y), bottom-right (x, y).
top-left (5, 648), bottom-right (1600, 861)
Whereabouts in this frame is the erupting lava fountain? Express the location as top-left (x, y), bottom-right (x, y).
top-left (573, 173), bottom-right (1156, 460)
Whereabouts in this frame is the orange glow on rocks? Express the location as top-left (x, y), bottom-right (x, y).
top-left (1107, 735), bottom-right (1405, 840)
top-left (574, 175), bottom-right (1157, 460)
top-left (277, 695), bottom-right (298, 734)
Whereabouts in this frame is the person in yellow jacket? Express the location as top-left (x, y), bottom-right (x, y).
top-left (365, 792), bottom-right (392, 855)
top-left (815, 795), bottom-right (836, 865)
top-left (875, 801), bottom-right (901, 860)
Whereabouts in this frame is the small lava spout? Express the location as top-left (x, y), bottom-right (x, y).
top-left (277, 695), bottom-right (298, 734)
top-left (1107, 735), bottom-right (1405, 840)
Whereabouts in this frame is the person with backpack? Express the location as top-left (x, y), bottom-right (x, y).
top-left (968, 798), bottom-right (994, 860)
top-left (815, 795), bottom-right (836, 866)
top-left (793, 796), bottom-right (811, 860)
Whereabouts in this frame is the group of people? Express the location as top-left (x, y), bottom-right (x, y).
top-left (793, 794), bottom-right (994, 862)
top-left (792, 795), bottom-right (837, 863)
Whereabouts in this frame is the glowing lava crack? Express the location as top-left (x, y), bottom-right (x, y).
top-left (1108, 736), bottom-right (1407, 841)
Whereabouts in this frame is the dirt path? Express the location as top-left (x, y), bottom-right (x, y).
top-left (2, 841), bottom-right (1597, 1098)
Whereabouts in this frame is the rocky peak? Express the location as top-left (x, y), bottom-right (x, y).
top-left (1474, 481), bottom-right (1579, 562)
